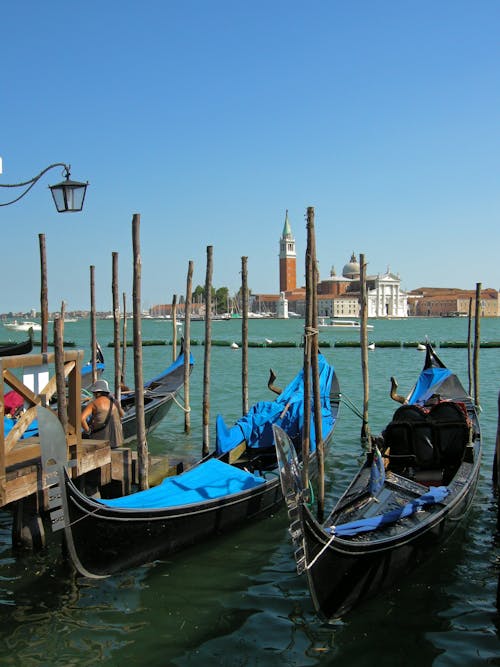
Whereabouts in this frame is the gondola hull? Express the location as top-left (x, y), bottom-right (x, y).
top-left (119, 352), bottom-right (192, 444)
top-left (0, 335), bottom-right (33, 356)
top-left (275, 343), bottom-right (481, 619)
top-left (49, 354), bottom-right (340, 578)
top-left (64, 463), bottom-right (284, 576)
top-left (299, 453), bottom-right (480, 619)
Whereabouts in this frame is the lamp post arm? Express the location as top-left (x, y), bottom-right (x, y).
top-left (0, 162), bottom-right (70, 207)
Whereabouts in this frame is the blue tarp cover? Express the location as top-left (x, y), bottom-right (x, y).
top-left (215, 354), bottom-right (335, 455)
top-left (408, 367), bottom-right (452, 405)
top-left (328, 486), bottom-right (450, 537)
top-left (98, 458), bottom-right (266, 509)
top-left (3, 417), bottom-right (39, 440)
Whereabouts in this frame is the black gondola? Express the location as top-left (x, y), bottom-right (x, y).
top-left (119, 351), bottom-right (193, 443)
top-left (0, 333), bottom-right (33, 356)
top-left (40, 353), bottom-right (340, 577)
top-left (274, 342), bottom-right (481, 619)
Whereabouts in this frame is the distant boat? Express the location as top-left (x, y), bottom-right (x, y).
top-left (0, 333), bottom-right (34, 356)
top-left (318, 318), bottom-right (373, 330)
top-left (265, 338), bottom-right (273, 345)
top-left (417, 343), bottom-right (426, 351)
top-left (368, 342), bottom-right (375, 350)
top-left (3, 320), bottom-right (41, 332)
top-left (230, 342), bottom-right (239, 349)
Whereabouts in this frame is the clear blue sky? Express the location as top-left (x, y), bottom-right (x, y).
top-left (1, 0), bottom-right (498, 312)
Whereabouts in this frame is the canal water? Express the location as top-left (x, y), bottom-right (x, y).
top-left (1, 317), bottom-right (499, 666)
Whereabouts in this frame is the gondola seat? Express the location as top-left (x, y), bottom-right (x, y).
top-left (384, 401), bottom-right (470, 475)
top-left (384, 404), bottom-right (434, 468)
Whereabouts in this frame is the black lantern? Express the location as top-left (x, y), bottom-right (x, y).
top-left (0, 162), bottom-right (88, 212)
top-left (49, 168), bottom-right (88, 212)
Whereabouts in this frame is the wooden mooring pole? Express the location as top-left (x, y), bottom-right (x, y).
top-left (184, 261), bottom-right (193, 434)
top-left (302, 211), bottom-right (313, 491)
top-left (202, 246), bottom-right (213, 457)
top-left (473, 282), bottom-right (481, 409)
top-left (90, 265), bottom-right (97, 383)
top-left (121, 292), bottom-right (127, 387)
top-left (54, 315), bottom-right (68, 433)
top-left (112, 252), bottom-right (121, 402)
top-left (39, 233), bottom-right (48, 354)
top-left (308, 208), bottom-right (325, 521)
top-left (132, 214), bottom-right (148, 490)
top-left (494, 391), bottom-right (500, 529)
top-left (241, 256), bottom-right (249, 415)
top-left (467, 297), bottom-right (473, 396)
top-left (360, 253), bottom-right (370, 441)
top-left (172, 294), bottom-right (178, 361)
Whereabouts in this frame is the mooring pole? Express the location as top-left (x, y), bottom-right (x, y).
top-left (172, 294), bottom-right (178, 361)
top-left (90, 265), bottom-right (97, 383)
top-left (112, 252), bottom-right (121, 402)
top-left (302, 211), bottom-right (313, 491)
top-left (473, 282), bottom-right (481, 409)
top-left (54, 315), bottom-right (68, 434)
top-left (494, 391), bottom-right (500, 529)
top-left (39, 234), bottom-right (48, 354)
top-left (184, 260), bottom-right (193, 434)
top-left (132, 214), bottom-right (148, 490)
top-left (241, 256), bottom-right (249, 415)
top-left (121, 292), bottom-right (127, 387)
top-left (360, 253), bottom-right (370, 441)
top-left (467, 297), bottom-right (473, 396)
top-left (308, 208), bottom-right (325, 521)
top-left (202, 246), bottom-right (213, 457)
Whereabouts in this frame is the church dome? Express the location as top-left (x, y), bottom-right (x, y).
top-left (342, 252), bottom-right (360, 279)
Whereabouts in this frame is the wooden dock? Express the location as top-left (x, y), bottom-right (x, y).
top-left (0, 350), bottom-right (133, 548)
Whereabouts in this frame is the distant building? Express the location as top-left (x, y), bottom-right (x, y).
top-left (272, 214), bottom-right (408, 317)
top-left (408, 287), bottom-right (500, 317)
top-left (279, 210), bottom-right (297, 293)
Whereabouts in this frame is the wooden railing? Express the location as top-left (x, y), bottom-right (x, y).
top-left (0, 350), bottom-right (84, 505)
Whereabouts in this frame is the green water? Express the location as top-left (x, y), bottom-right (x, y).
top-left (1, 317), bottom-right (499, 666)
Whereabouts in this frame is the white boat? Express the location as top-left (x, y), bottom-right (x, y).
top-left (318, 318), bottom-right (374, 330)
top-left (3, 320), bottom-right (41, 332)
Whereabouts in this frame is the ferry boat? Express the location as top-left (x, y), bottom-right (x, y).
top-left (318, 318), bottom-right (373, 330)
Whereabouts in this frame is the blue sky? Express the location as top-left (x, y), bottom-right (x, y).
top-left (1, 1), bottom-right (498, 312)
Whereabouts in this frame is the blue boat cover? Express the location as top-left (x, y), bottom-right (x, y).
top-left (98, 458), bottom-right (266, 509)
top-left (3, 417), bottom-right (39, 440)
top-left (408, 367), bottom-right (452, 405)
top-left (215, 354), bottom-right (335, 455)
top-left (328, 486), bottom-right (450, 537)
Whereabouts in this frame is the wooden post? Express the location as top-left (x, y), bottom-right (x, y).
top-left (494, 392), bottom-right (500, 528)
top-left (308, 208), bottom-right (324, 521)
top-left (467, 297), bottom-right (473, 396)
top-left (90, 265), bottom-right (97, 383)
top-left (184, 261), bottom-right (193, 434)
top-left (121, 292), bottom-right (127, 387)
top-left (241, 256), bottom-right (249, 415)
top-left (202, 246), bottom-right (213, 457)
top-left (302, 212), bottom-right (313, 491)
top-left (132, 214), bottom-right (148, 490)
top-left (172, 294), bottom-right (178, 361)
top-left (54, 315), bottom-right (68, 434)
top-left (39, 234), bottom-right (48, 354)
top-left (360, 253), bottom-right (370, 441)
top-left (112, 252), bottom-right (121, 402)
top-left (473, 282), bottom-right (481, 408)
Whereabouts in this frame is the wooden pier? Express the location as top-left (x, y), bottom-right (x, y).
top-left (0, 350), bottom-right (133, 548)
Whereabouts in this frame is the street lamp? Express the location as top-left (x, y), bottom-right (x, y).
top-left (0, 162), bottom-right (88, 212)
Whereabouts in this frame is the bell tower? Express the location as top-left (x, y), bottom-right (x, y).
top-left (279, 210), bottom-right (296, 293)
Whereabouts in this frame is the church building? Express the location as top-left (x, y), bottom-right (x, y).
top-left (273, 212), bottom-right (408, 318)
